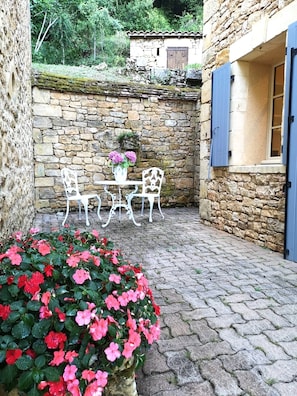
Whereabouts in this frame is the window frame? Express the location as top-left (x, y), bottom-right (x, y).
top-left (266, 62), bottom-right (285, 161)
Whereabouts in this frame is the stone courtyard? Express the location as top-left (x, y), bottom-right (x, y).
top-left (34, 207), bottom-right (297, 396)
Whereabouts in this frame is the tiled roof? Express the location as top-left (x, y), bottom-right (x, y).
top-left (127, 31), bottom-right (202, 39)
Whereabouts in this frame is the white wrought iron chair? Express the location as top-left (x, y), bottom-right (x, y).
top-left (61, 168), bottom-right (101, 227)
top-left (128, 167), bottom-right (164, 223)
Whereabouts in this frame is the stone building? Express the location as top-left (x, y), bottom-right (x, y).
top-left (200, 0), bottom-right (297, 259)
top-left (128, 31), bottom-right (202, 69)
top-left (0, 0), bottom-right (34, 239)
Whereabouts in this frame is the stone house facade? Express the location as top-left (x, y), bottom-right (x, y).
top-left (32, 73), bottom-right (200, 213)
top-left (201, 0), bottom-right (297, 258)
top-left (128, 31), bottom-right (202, 69)
top-left (0, 0), bottom-right (34, 239)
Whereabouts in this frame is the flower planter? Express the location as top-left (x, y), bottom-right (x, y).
top-left (113, 165), bottom-right (128, 183)
top-left (0, 228), bottom-right (160, 396)
top-left (103, 358), bottom-right (137, 396)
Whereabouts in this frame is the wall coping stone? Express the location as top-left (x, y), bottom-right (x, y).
top-left (31, 70), bottom-right (200, 101)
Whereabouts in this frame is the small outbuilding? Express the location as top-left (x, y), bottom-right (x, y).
top-left (128, 31), bottom-right (202, 70)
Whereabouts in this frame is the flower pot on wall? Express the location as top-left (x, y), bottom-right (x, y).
top-left (117, 133), bottom-right (140, 151)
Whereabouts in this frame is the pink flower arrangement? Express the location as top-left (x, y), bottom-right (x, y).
top-left (0, 227), bottom-right (160, 395)
top-left (108, 150), bottom-right (137, 168)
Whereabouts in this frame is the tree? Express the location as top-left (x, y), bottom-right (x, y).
top-left (30, 0), bottom-right (203, 65)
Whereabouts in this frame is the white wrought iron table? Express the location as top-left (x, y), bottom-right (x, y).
top-left (95, 180), bottom-right (143, 227)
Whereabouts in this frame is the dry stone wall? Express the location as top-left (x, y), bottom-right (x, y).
top-left (32, 72), bottom-right (200, 214)
top-left (0, 0), bottom-right (34, 239)
top-left (200, 0), bottom-right (294, 253)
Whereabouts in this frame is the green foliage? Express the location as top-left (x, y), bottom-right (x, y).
top-left (30, 0), bottom-right (203, 66)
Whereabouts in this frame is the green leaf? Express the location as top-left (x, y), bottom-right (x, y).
top-left (10, 301), bottom-right (23, 311)
top-left (27, 301), bottom-right (41, 312)
top-left (65, 306), bottom-right (77, 316)
top-left (18, 370), bottom-right (34, 391)
top-left (0, 364), bottom-right (18, 386)
top-left (8, 285), bottom-right (20, 298)
top-left (0, 350), bottom-right (6, 363)
top-left (12, 321), bottom-right (31, 339)
top-left (32, 368), bottom-right (44, 384)
top-left (55, 285), bottom-right (69, 295)
top-left (16, 355), bottom-right (33, 370)
top-left (0, 335), bottom-right (14, 349)
top-left (23, 313), bottom-right (35, 327)
top-left (0, 275), bottom-right (8, 285)
top-left (32, 339), bottom-right (47, 354)
top-left (44, 366), bottom-right (60, 382)
top-left (74, 290), bottom-right (83, 300)
top-left (1, 320), bottom-right (12, 333)
top-left (34, 355), bottom-right (46, 369)
top-left (27, 386), bottom-right (42, 396)
top-left (32, 320), bottom-right (51, 338)
top-left (6, 311), bottom-right (21, 323)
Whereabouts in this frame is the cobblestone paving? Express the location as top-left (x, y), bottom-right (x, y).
top-left (33, 207), bottom-right (297, 396)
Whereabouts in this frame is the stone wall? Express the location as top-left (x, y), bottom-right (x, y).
top-left (0, 0), bottom-right (34, 239)
top-left (200, 0), bottom-right (295, 253)
top-left (201, 170), bottom-right (286, 252)
top-left (32, 71), bottom-right (200, 213)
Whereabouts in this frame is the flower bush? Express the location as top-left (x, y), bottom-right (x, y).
top-left (108, 151), bottom-right (137, 169)
top-left (0, 227), bottom-right (160, 396)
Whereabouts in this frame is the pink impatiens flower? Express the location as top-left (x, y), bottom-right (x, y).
top-left (89, 318), bottom-right (108, 341)
top-left (109, 273), bottom-right (121, 284)
top-left (5, 245), bottom-right (23, 265)
top-left (50, 350), bottom-right (65, 366)
top-left (105, 294), bottom-right (120, 311)
top-left (37, 240), bottom-right (51, 256)
top-left (95, 370), bottom-right (108, 387)
top-left (104, 342), bottom-right (121, 362)
top-left (75, 309), bottom-right (92, 326)
top-left (73, 269), bottom-right (91, 284)
top-left (63, 364), bottom-right (77, 381)
top-left (122, 330), bottom-right (141, 359)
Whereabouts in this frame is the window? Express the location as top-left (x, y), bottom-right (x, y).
top-left (269, 63), bottom-right (284, 158)
top-left (226, 33), bottom-right (287, 167)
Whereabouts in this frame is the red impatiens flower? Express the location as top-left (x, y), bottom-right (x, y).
top-left (23, 272), bottom-right (45, 295)
top-left (6, 349), bottom-right (22, 364)
top-left (0, 304), bottom-right (11, 320)
top-left (44, 331), bottom-right (67, 349)
top-left (44, 264), bottom-right (54, 277)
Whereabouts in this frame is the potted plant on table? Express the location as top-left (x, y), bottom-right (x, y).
top-left (108, 151), bottom-right (137, 183)
top-left (0, 227), bottom-right (160, 396)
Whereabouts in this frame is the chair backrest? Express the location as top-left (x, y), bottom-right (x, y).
top-left (141, 167), bottom-right (164, 195)
top-left (61, 168), bottom-right (81, 198)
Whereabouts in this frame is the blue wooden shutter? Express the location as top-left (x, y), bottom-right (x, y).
top-left (283, 21), bottom-right (297, 165)
top-left (284, 21), bottom-right (297, 261)
top-left (211, 63), bottom-right (231, 167)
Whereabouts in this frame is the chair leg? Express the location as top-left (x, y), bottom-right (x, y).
top-left (96, 195), bottom-right (102, 220)
top-left (157, 197), bottom-right (164, 219)
top-left (78, 200), bottom-right (82, 220)
top-left (62, 201), bottom-right (70, 226)
top-left (81, 197), bottom-right (90, 226)
top-left (141, 197), bottom-right (145, 216)
top-left (147, 196), bottom-right (154, 222)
